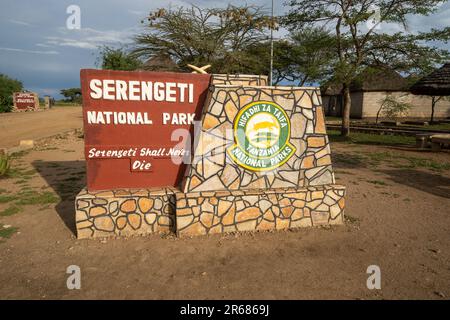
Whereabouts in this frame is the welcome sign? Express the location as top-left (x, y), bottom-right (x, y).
top-left (80, 69), bottom-right (211, 190)
top-left (13, 92), bottom-right (38, 111)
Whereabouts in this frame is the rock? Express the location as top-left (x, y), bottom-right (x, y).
top-left (138, 198), bottom-right (153, 213)
top-left (76, 210), bottom-right (88, 221)
top-left (314, 107), bottom-right (326, 134)
top-left (210, 101), bottom-right (223, 116)
top-left (291, 218), bottom-right (312, 228)
top-left (120, 199), bottom-right (136, 213)
top-left (153, 199), bottom-right (163, 210)
top-left (310, 211), bottom-right (329, 225)
top-left (192, 175), bottom-right (225, 192)
top-left (217, 200), bottom-right (233, 216)
top-left (109, 201), bottom-right (119, 214)
top-left (317, 155), bottom-right (331, 166)
top-left (276, 218), bottom-right (290, 230)
top-left (144, 213), bottom-right (157, 225)
top-left (94, 216), bottom-right (115, 232)
top-left (279, 170), bottom-right (300, 185)
top-left (77, 220), bottom-right (92, 229)
top-left (257, 219), bottom-right (275, 230)
top-left (89, 206), bottom-right (107, 217)
top-left (236, 219), bottom-right (257, 231)
top-left (291, 113), bottom-right (307, 138)
top-left (236, 207), bottom-right (261, 222)
top-left (298, 92), bottom-right (312, 108)
top-left (177, 215), bottom-right (194, 229)
top-left (127, 213), bottom-right (141, 230)
top-left (200, 212), bottom-right (214, 227)
top-left (224, 100), bottom-right (238, 121)
top-left (330, 204), bottom-right (341, 219)
top-left (180, 222), bottom-right (206, 236)
top-left (93, 198), bottom-right (108, 205)
top-left (220, 165), bottom-right (239, 186)
top-left (203, 159), bottom-right (222, 179)
top-left (203, 114), bottom-right (220, 130)
top-left (291, 208), bottom-right (304, 220)
top-left (307, 136), bottom-right (326, 148)
top-left (77, 200), bottom-right (89, 209)
top-left (258, 199), bottom-right (272, 212)
top-left (116, 216), bottom-right (127, 230)
top-left (281, 206), bottom-right (294, 218)
top-left (221, 206), bottom-right (236, 225)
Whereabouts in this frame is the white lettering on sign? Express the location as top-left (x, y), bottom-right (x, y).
top-left (89, 79), bottom-right (195, 103)
top-left (86, 111), bottom-right (153, 125)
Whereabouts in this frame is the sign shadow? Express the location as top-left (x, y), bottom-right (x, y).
top-left (32, 160), bottom-right (86, 235)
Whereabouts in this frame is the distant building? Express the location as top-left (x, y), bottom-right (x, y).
top-left (139, 53), bottom-right (179, 72)
top-left (321, 66), bottom-right (450, 120)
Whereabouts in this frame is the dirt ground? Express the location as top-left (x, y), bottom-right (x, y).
top-left (0, 107), bottom-right (82, 148)
top-left (0, 130), bottom-right (449, 300)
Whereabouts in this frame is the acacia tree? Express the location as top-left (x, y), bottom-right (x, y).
top-left (60, 88), bottom-right (82, 104)
top-left (284, 0), bottom-right (450, 136)
top-left (0, 73), bottom-right (22, 113)
top-left (132, 5), bottom-right (275, 73)
top-left (243, 27), bottom-right (335, 85)
top-left (97, 46), bottom-right (143, 71)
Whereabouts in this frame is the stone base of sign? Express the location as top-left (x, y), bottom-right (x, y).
top-left (176, 185), bottom-right (345, 237)
top-left (11, 105), bottom-right (39, 112)
top-left (75, 187), bottom-right (177, 239)
top-left (75, 184), bottom-right (345, 239)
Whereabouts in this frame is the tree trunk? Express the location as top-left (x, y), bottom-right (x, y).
top-left (341, 84), bottom-right (351, 136)
top-left (431, 96), bottom-right (436, 124)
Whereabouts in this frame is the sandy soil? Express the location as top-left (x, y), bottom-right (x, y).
top-left (0, 131), bottom-right (449, 300)
top-left (0, 107), bottom-right (82, 149)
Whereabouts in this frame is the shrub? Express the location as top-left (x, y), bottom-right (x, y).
top-left (0, 150), bottom-right (11, 176)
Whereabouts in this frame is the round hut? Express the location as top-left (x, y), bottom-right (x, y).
top-left (410, 63), bottom-right (450, 123)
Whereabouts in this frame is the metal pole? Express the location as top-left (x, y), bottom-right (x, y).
top-left (269, 0), bottom-right (274, 86)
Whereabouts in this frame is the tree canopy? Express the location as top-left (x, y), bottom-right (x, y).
top-left (132, 5), bottom-right (275, 74)
top-left (0, 73), bottom-right (23, 113)
top-left (284, 0), bottom-right (450, 135)
top-left (97, 46), bottom-right (143, 71)
top-left (60, 88), bottom-right (82, 104)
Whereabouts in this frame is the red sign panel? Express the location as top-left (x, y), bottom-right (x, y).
top-left (14, 92), bottom-right (38, 110)
top-left (80, 69), bottom-right (211, 191)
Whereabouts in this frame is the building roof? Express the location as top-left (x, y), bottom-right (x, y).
top-left (410, 63), bottom-right (450, 96)
top-left (140, 53), bottom-right (179, 72)
top-left (321, 66), bottom-right (410, 95)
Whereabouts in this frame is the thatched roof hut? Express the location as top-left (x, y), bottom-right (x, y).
top-left (410, 63), bottom-right (450, 96)
top-left (321, 66), bottom-right (409, 95)
top-left (140, 53), bottom-right (179, 72)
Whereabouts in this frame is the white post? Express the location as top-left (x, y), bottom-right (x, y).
top-left (269, 0), bottom-right (274, 86)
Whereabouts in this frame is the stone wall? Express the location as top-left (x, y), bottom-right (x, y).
top-left (181, 85), bottom-right (335, 193)
top-left (75, 188), bottom-right (177, 239)
top-left (177, 185), bottom-right (345, 236)
top-left (212, 74), bottom-right (268, 86)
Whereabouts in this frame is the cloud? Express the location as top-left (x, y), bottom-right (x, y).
top-left (43, 27), bottom-right (140, 50)
top-left (0, 47), bottom-right (59, 55)
top-left (9, 19), bottom-right (32, 27)
top-left (128, 9), bottom-right (147, 16)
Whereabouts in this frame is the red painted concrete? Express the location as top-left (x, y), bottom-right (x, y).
top-left (14, 92), bottom-right (38, 110)
top-left (80, 69), bottom-right (211, 191)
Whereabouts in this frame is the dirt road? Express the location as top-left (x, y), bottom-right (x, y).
top-left (0, 107), bottom-right (82, 149)
top-left (0, 132), bottom-right (448, 299)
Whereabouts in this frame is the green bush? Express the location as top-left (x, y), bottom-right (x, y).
top-left (0, 73), bottom-right (22, 113)
top-left (0, 151), bottom-right (11, 176)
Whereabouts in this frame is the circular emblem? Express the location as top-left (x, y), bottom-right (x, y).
top-left (226, 101), bottom-right (296, 171)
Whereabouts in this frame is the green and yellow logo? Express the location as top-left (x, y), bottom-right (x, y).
top-left (227, 101), bottom-right (296, 171)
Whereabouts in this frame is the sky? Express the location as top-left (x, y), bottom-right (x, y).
top-left (1, 0), bottom-right (449, 99)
